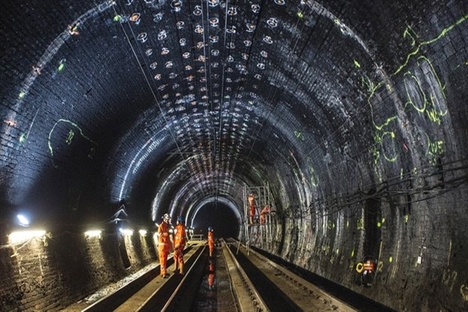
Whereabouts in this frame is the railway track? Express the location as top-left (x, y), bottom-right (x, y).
top-left (71, 239), bottom-right (393, 312)
top-left (81, 243), bottom-right (206, 312)
top-left (225, 239), bottom-right (355, 311)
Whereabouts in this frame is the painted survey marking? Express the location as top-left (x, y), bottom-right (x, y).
top-left (48, 119), bottom-right (97, 168)
top-left (461, 284), bottom-right (468, 301)
top-left (395, 15), bottom-right (468, 76)
top-left (356, 218), bottom-right (364, 230)
top-left (294, 131), bottom-right (304, 141)
top-left (361, 15), bottom-right (467, 168)
top-left (67, 23), bottom-right (80, 35)
top-left (2, 1), bottom-right (114, 168)
top-left (57, 59), bottom-right (66, 73)
top-left (377, 260), bottom-right (384, 273)
top-left (424, 132), bottom-right (444, 165)
top-left (307, 160), bottom-right (319, 187)
top-left (371, 131), bottom-right (398, 164)
top-left (442, 268), bottom-right (458, 292)
top-left (130, 13), bottom-right (140, 24)
top-left (3, 118), bottom-right (17, 127)
top-left (137, 32), bottom-right (148, 43)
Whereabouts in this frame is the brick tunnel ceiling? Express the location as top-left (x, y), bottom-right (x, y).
top-left (2, 0), bottom-right (462, 225)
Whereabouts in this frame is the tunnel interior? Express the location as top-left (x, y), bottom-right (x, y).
top-left (1, 0), bottom-right (468, 311)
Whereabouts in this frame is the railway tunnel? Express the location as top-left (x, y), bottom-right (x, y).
top-left (1, 0), bottom-right (467, 311)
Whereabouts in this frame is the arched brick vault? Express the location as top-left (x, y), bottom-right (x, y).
top-left (1, 0), bottom-right (468, 310)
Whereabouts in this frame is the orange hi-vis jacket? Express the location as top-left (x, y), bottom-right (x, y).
top-left (363, 260), bottom-right (375, 272)
top-left (248, 194), bottom-right (256, 213)
top-left (174, 223), bottom-right (186, 250)
top-left (208, 231), bottom-right (215, 248)
top-left (248, 194), bottom-right (255, 206)
top-left (260, 205), bottom-right (270, 223)
top-left (158, 221), bottom-right (171, 252)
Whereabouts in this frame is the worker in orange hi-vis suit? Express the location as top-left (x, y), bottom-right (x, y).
top-left (260, 205), bottom-right (270, 224)
top-left (173, 216), bottom-right (187, 275)
top-left (158, 213), bottom-right (172, 278)
top-left (248, 192), bottom-right (256, 224)
top-left (363, 259), bottom-right (375, 273)
top-left (207, 227), bottom-right (215, 257)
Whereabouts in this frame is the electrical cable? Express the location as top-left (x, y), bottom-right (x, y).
top-left (111, 4), bottom-right (189, 168)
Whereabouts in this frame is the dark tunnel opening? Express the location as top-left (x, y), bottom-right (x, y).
top-left (192, 201), bottom-right (240, 239)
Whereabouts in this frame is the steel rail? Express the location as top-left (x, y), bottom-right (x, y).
top-left (223, 239), bottom-right (269, 312)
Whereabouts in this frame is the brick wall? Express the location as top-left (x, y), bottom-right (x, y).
top-left (0, 228), bottom-right (157, 312)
